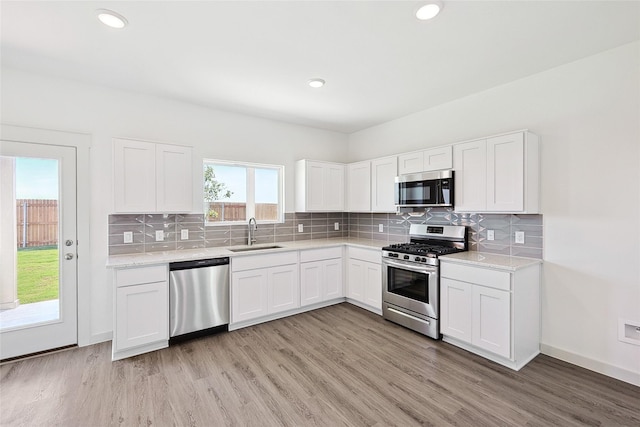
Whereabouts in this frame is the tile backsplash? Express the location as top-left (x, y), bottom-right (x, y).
top-left (109, 209), bottom-right (543, 259)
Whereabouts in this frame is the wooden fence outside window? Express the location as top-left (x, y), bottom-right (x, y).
top-left (16, 199), bottom-right (58, 248)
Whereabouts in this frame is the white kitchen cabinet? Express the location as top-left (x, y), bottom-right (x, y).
top-left (300, 247), bottom-right (344, 307)
top-left (113, 138), bottom-right (193, 213)
top-left (440, 259), bottom-right (540, 370)
top-left (370, 156), bottom-right (398, 212)
top-left (398, 146), bottom-right (452, 175)
top-left (347, 161), bottom-right (371, 212)
top-left (231, 252), bottom-right (299, 324)
top-left (453, 130), bottom-right (539, 213)
top-left (346, 247), bottom-right (382, 314)
top-left (295, 160), bottom-right (345, 212)
top-left (112, 264), bottom-right (169, 361)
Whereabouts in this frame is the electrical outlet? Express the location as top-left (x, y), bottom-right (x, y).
top-left (378, 224), bottom-right (384, 232)
top-left (334, 222), bottom-right (340, 231)
top-left (298, 224), bottom-right (304, 233)
top-left (515, 231), bottom-right (525, 244)
top-left (181, 229), bottom-right (189, 240)
top-left (123, 231), bottom-right (133, 244)
top-left (155, 230), bottom-right (164, 241)
top-left (487, 230), bottom-right (495, 241)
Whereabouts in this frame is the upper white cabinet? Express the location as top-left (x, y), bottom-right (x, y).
top-left (371, 156), bottom-right (398, 212)
top-left (453, 131), bottom-right (539, 213)
top-left (398, 146), bottom-right (453, 175)
top-left (347, 161), bottom-right (371, 212)
top-left (113, 138), bottom-right (193, 213)
top-left (295, 160), bottom-right (345, 212)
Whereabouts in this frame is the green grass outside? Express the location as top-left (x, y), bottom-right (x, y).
top-left (17, 247), bottom-right (59, 304)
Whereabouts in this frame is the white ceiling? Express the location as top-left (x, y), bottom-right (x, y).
top-left (2, 1), bottom-right (639, 133)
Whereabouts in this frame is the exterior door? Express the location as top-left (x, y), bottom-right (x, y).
top-left (0, 141), bottom-right (77, 360)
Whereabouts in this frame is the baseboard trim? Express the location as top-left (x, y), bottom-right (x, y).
top-left (540, 343), bottom-right (640, 387)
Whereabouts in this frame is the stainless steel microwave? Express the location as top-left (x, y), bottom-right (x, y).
top-left (394, 170), bottom-right (454, 208)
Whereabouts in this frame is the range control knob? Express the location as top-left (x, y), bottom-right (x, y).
top-left (404, 255), bottom-right (410, 260)
top-left (415, 256), bottom-right (421, 262)
top-left (421, 258), bottom-right (427, 262)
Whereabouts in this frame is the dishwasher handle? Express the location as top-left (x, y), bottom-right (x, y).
top-left (169, 257), bottom-right (229, 271)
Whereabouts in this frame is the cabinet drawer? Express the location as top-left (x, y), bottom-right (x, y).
top-left (441, 262), bottom-right (511, 291)
top-left (232, 251), bottom-right (298, 272)
top-left (300, 247), bottom-right (343, 263)
top-left (115, 265), bottom-right (167, 287)
top-left (347, 246), bottom-right (381, 264)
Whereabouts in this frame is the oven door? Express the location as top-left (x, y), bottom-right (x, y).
top-left (382, 258), bottom-right (439, 319)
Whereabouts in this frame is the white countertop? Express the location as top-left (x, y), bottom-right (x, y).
top-left (106, 238), bottom-right (387, 268)
top-left (440, 251), bottom-right (542, 271)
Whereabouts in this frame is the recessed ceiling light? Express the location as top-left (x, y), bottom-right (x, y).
top-left (416, 2), bottom-right (443, 20)
top-left (97, 9), bottom-right (128, 29)
top-left (308, 78), bottom-right (325, 88)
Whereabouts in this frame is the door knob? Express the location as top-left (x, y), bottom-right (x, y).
top-left (65, 240), bottom-right (74, 246)
top-left (65, 253), bottom-right (74, 260)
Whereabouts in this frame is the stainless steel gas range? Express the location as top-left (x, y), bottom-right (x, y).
top-left (382, 224), bottom-right (468, 339)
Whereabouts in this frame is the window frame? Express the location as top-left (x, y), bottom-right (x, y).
top-left (203, 159), bottom-right (285, 226)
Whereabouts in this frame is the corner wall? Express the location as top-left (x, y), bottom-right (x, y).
top-left (348, 42), bottom-right (640, 385)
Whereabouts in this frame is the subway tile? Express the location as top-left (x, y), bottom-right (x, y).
top-left (205, 238), bottom-right (230, 248)
top-left (255, 235), bottom-right (275, 244)
top-left (515, 236), bottom-right (543, 249)
top-left (512, 214), bottom-right (543, 226)
top-left (109, 233), bottom-right (144, 246)
top-left (176, 230), bottom-right (205, 242)
top-left (145, 214), bottom-right (176, 224)
top-left (109, 244), bottom-right (144, 256)
top-left (145, 241), bottom-right (177, 252)
top-left (109, 223), bottom-right (145, 235)
top-left (511, 224), bottom-right (543, 237)
top-left (144, 230), bottom-right (176, 244)
top-left (294, 233), bottom-right (311, 241)
top-left (371, 232), bottom-right (388, 241)
top-left (108, 214), bottom-right (144, 225)
top-left (205, 229), bottom-right (231, 240)
top-left (311, 232), bottom-right (328, 239)
top-left (310, 212), bottom-right (328, 219)
top-left (295, 212), bottom-right (312, 220)
top-left (327, 231), bottom-right (343, 239)
top-left (478, 242), bottom-right (510, 256)
top-left (275, 234), bottom-right (294, 243)
top-left (229, 237), bottom-right (248, 246)
top-left (177, 241), bottom-right (205, 250)
top-left (176, 214), bottom-right (205, 223)
top-left (510, 246), bottom-right (543, 259)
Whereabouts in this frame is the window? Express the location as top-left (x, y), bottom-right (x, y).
top-left (203, 160), bottom-right (284, 224)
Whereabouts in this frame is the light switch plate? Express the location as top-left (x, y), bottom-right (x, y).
top-left (298, 224), bottom-right (304, 233)
top-left (334, 222), bottom-right (339, 231)
top-left (515, 231), bottom-right (525, 244)
top-left (155, 230), bottom-right (164, 241)
top-left (378, 224), bottom-right (384, 232)
top-left (181, 229), bottom-right (189, 240)
top-left (487, 230), bottom-right (495, 241)
top-left (123, 231), bottom-right (133, 244)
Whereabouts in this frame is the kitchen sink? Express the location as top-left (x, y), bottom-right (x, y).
top-left (229, 245), bottom-right (283, 253)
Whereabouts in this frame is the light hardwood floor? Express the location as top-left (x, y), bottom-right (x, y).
top-left (1, 303), bottom-right (639, 426)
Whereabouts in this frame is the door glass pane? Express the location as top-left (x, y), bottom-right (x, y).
top-left (255, 167), bottom-right (279, 221)
top-left (204, 163), bottom-right (246, 222)
top-left (0, 156), bottom-right (60, 330)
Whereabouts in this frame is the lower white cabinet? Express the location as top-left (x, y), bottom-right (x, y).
top-left (300, 247), bottom-right (344, 306)
top-left (112, 264), bottom-right (169, 361)
top-left (440, 260), bottom-right (540, 370)
top-left (346, 247), bottom-right (382, 314)
top-left (231, 252), bottom-right (299, 324)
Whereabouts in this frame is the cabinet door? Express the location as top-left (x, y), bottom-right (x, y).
top-left (440, 278), bottom-right (472, 342)
top-left (371, 156), bottom-right (398, 212)
top-left (347, 259), bottom-right (365, 302)
top-left (453, 140), bottom-right (487, 212)
top-left (156, 144), bottom-right (193, 212)
top-left (113, 138), bottom-right (156, 212)
top-left (347, 162), bottom-right (371, 212)
top-left (232, 270), bottom-right (268, 322)
top-left (398, 152), bottom-right (424, 175)
top-left (472, 285), bottom-right (511, 358)
top-left (363, 262), bottom-right (382, 310)
top-left (115, 281), bottom-right (168, 351)
top-left (268, 265), bottom-right (299, 314)
top-left (423, 146), bottom-right (453, 171)
top-left (300, 261), bottom-right (323, 307)
top-left (486, 133), bottom-right (524, 212)
top-left (306, 162), bottom-right (326, 211)
top-left (324, 258), bottom-right (344, 300)
top-left (324, 164), bottom-right (345, 211)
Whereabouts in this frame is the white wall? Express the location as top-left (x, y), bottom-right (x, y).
top-left (349, 42), bottom-right (640, 385)
top-left (0, 67), bottom-right (348, 345)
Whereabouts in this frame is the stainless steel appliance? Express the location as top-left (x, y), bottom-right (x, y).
top-left (394, 170), bottom-right (454, 209)
top-left (169, 257), bottom-right (230, 341)
top-left (382, 224), bottom-right (467, 339)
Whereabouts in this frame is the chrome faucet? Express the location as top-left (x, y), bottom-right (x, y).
top-left (248, 217), bottom-right (257, 246)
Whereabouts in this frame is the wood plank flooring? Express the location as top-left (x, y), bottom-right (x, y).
top-left (1, 303), bottom-right (639, 426)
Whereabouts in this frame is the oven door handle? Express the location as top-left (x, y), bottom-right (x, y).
top-left (387, 307), bottom-right (431, 325)
top-left (383, 259), bottom-right (436, 274)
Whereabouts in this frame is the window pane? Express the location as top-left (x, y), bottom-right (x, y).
top-left (255, 168), bottom-right (279, 221)
top-left (204, 164), bottom-right (246, 222)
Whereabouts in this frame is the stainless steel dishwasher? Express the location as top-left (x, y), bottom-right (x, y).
top-left (169, 257), bottom-right (229, 341)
